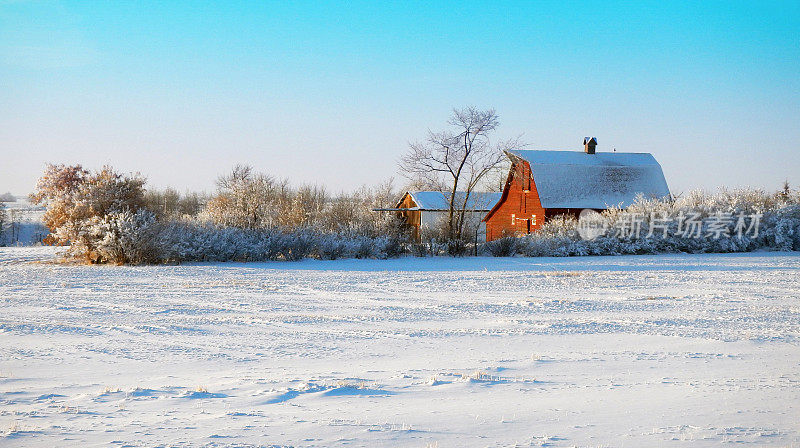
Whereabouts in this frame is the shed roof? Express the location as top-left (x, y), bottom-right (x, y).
top-left (507, 149), bottom-right (670, 209)
top-left (400, 191), bottom-right (502, 211)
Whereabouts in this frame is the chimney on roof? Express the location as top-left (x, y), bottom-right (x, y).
top-left (584, 137), bottom-right (597, 154)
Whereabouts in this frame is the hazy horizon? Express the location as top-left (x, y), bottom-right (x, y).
top-left (2, 1), bottom-right (798, 197)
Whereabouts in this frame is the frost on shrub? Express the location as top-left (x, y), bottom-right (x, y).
top-left (377, 234), bottom-right (406, 259)
top-left (517, 215), bottom-right (582, 257)
top-left (490, 188), bottom-right (800, 258)
top-left (93, 210), bottom-right (161, 265)
top-left (483, 236), bottom-right (519, 257)
top-left (314, 233), bottom-right (349, 260)
top-left (763, 205), bottom-right (800, 251)
top-left (81, 218), bottom-right (409, 264)
top-left (31, 164), bottom-right (147, 263)
top-left (276, 229), bottom-right (316, 261)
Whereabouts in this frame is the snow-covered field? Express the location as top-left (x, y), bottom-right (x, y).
top-left (1, 247), bottom-right (799, 447)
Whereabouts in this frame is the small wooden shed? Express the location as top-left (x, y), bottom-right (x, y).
top-left (375, 191), bottom-right (502, 241)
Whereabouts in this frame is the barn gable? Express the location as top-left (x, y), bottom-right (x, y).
top-left (507, 150), bottom-right (670, 209)
top-left (483, 146), bottom-right (671, 241)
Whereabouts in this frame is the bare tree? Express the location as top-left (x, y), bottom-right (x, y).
top-left (400, 107), bottom-right (521, 240)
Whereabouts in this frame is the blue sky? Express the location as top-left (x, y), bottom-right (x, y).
top-left (1, 0), bottom-right (798, 196)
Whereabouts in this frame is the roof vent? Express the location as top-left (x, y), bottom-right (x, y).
top-left (583, 137), bottom-right (597, 154)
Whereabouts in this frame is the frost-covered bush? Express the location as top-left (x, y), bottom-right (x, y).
top-left (149, 223), bottom-right (282, 263)
top-left (445, 238), bottom-right (468, 256)
top-left (84, 220), bottom-right (410, 265)
top-left (92, 209), bottom-right (161, 264)
top-left (312, 232), bottom-right (404, 260)
top-left (483, 236), bottom-right (519, 257)
top-left (314, 233), bottom-right (351, 260)
top-left (516, 216), bottom-right (590, 257)
top-left (31, 164), bottom-right (147, 262)
top-left (378, 234), bottom-right (407, 259)
top-left (761, 204), bottom-right (800, 251)
top-left (275, 229), bottom-right (317, 261)
top-left (485, 189), bottom-right (800, 258)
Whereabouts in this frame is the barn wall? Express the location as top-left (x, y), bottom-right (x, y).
top-left (484, 161), bottom-right (546, 241)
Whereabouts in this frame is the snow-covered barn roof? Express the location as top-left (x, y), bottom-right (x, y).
top-left (507, 149), bottom-right (670, 209)
top-left (400, 191), bottom-right (502, 211)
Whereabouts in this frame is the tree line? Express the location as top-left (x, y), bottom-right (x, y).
top-left (20, 106), bottom-right (800, 263)
top-left (22, 107), bottom-right (516, 262)
top-left (27, 163), bottom-right (407, 263)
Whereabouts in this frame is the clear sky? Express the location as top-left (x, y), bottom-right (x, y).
top-left (1, 0), bottom-right (798, 196)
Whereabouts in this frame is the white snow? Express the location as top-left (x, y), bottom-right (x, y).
top-left (1, 247), bottom-right (799, 447)
top-left (508, 150), bottom-right (671, 209)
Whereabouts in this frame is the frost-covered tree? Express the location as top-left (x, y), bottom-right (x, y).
top-left (144, 188), bottom-right (207, 220)
top-left (207, 165), bottom-right (293, 229)
top-left (177, 191), bottom-right (206, 217)
top-left (31, 164), bottom-right (146, 262)
top-left (319, 180), bottom-right (403, 236)
top-left (283, 184), bottom-right (327, 229)
top-left (207, 165), bottom-right (338, 231)
top-left (30, 164), bottom-right (89, 238)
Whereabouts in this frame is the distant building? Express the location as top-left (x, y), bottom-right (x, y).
top-left (483, 137), bottom-right (670, 241)
top-left (375, 191), bottom-right (502, 241)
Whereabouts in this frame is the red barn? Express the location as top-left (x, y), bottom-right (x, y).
top-left (483, 138), bottom-right (670, 241)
